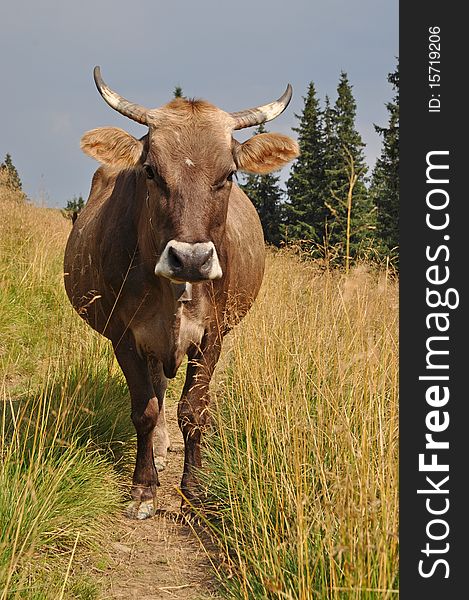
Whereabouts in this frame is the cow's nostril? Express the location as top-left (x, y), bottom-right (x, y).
top-left (201, 247), bottom-right (214, 268)
top-left (168, 246), bottom-right (183, 271)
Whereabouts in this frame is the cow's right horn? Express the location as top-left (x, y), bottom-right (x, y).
top-left (230, 84), bottom-right (293, 130)
top-left (93, 66), bottom-right (150, 126)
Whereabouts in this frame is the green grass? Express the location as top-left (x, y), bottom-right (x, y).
top-left (0, 180), bottom-right (135, 598)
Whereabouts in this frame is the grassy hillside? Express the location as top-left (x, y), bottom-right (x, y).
top-left (0, 179), bottom-right (398, 598)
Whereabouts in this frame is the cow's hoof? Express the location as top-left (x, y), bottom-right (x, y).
top-left (155, 456), bottom-right (167, 472)
top-left (126, 500), bottom-right (155, 520)
top-left (180, 485), bottom-right (205, 510)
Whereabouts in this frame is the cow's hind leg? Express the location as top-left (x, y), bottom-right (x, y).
top-left (178, 331), bottom-right (221, 505)
top-left (113, 335), bottom-right (159, 520)
top-left (149, 359), bottom-right (170, 471)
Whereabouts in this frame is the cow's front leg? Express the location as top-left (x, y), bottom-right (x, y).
top-left (178, 331), bottom-right (221, 505)
top-left (149, 359), bottom-right (170, 471)
top-left (113, 336), bottom-right (159, 519)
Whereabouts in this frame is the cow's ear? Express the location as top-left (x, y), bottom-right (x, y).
top-left (80, 127), bottom-right (144, 169)
top-left (236, 133), bottom-right (299, 175)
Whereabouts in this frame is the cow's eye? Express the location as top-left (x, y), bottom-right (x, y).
top-left (212, 171), bottom-right (236, 191)
top-left (143, 164), bottom-right (154, 179)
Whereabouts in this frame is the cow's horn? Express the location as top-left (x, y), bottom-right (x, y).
top-left (230, 84), bottom-right (293, 130)
top-left (93, 66), bottom-right (150, 126)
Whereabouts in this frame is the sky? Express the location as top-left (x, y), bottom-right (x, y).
top-left (0, 0), bottom-right (398, 208)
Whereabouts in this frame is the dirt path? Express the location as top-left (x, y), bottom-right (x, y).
top-left (100, 403), bottom-right (221, 600)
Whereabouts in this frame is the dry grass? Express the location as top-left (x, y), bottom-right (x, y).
top-left (0, 174), bottom-right (71, 389)
top-left (202, 252), bottom-right (399, 599)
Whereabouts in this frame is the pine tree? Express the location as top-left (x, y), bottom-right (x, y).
top-left (62, 195), bottom-right (85, 221)
top-left (0, 153), bottom-right (22, 192)
top-left (370, 62), bottom-right (399, 264)
top-left (323, 72), bottom-right (373, 264)
top-left (240, 124), bottom-right (284, 246)
top-left (321, 95), bottom-right (336, 256)
top-left (322, 95), bottom-right (334, 171)
top-left (173, 86), bottom-right (184, 98)
top-left (285, 82), bottom-right (326, 246)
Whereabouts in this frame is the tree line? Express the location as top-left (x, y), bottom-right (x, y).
top-left (242, 63), bottom-right (399, 269)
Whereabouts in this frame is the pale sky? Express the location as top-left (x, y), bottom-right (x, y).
top-left (0, 0), bottom-right (398, 208)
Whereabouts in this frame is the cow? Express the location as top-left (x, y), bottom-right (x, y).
top-left (64, 67), bottom-right (299, 519)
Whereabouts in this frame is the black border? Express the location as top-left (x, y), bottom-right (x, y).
top-left (400, 3), bottom-right (467, 596)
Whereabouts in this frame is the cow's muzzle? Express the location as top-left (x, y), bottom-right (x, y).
top-left (154, 240), bottom-right (223, 282)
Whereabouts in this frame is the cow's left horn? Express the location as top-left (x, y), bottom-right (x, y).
top-left (93, 66), bottom-right (150, 126)
top-left (230, 84), bottom-right (293, 130)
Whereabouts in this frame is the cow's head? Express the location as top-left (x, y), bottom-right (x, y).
top-left (81, 67), bottom-right (299, 283)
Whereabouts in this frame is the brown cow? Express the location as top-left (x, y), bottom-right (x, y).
top-left (64, 67), bottom-right (299, 519)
